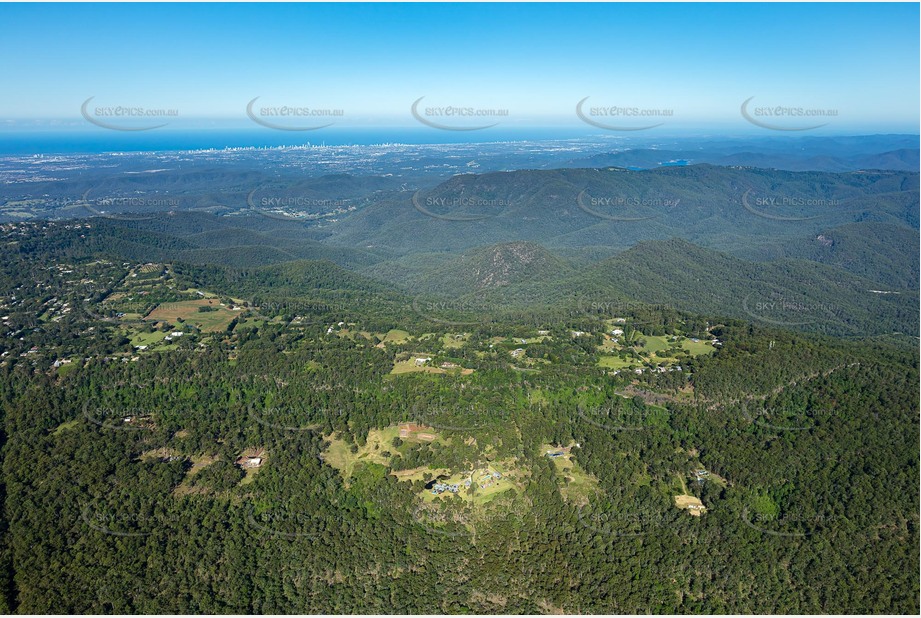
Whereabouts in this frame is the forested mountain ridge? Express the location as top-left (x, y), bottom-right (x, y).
top-left (400, 241), bottom-right (577, 295)
top-left (365, 237), bottom-right (917, 339)
top-left (7, 217), bottom-right (914, 341)
top-left (737, 221), bottom-right (920, 289)
top-left (50, 164), bottom-right (916, 268)
top-left (319, 165), bottom-right (918, 254)
top-left (15, 164), bottom-right (913, 324)
top-left (564, 146), bottom-right (920, 172)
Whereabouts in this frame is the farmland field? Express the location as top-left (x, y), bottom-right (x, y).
top-left (145, 298), bottom-right (238, 331)
top-left (125, 329), bottom-right (168, 348)
top-left (680, 338), bottom-right (717, 356)
top-left (639, 335), bottom-right (673, 354)
top-left (378, 329), bottom-right (412, 345)
top-left (598, 355), bottom-right (638, 369)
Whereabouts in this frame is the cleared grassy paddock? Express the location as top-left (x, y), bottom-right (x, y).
top-left (146, 298), bottom-right (238, 331)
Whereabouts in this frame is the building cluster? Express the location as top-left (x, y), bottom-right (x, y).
top-left (430, 469), bottom-right (504, 495)
top-left (431, 482), bottom-right (459, 495)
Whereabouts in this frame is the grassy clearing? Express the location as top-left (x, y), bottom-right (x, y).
top-left (390, 466), bottom-right (451, 482)
top-left (674, 494), bottom-right (706, 515)
top-left (127, 329), bottom-right (168, 347)
top-left (331, 328), bottom-right (383, 343)
top-left (673, 474), bottom-right (707, 515)
top-left (391, 358), bottom-right (446, 375)
top-left (541, 444), bottom-right (600, 506)
top-left (599, 334), bottom-right (620, 352)
top-left (323, 426), bottom-right (418, 479)
top-left (56, 362), bottom-right (78, 377)
top-left (680, 338), bottom-right (716, 356)
top-left (598, 355), bottom-right (638, 369)
top-left (598, 332), bottom-right (715, 369)
top-left (335, 328), bottom-right (371, 342)
top-left (441, 333), bottom-right (470, 349)
top-left (113, 310), bottom-right (146, 320)
top-left (146, 299), bottom-right (237, 332)
top-left (53, 418), bottom-right (80, 435)
top-left (641, 334), bottom-right (715, 359)
top-left (185, 454), bottom-right (219, 477)
top-left (514, 336), bottom-right (550, 344)
top-left (378, 329), bottom-right (412, 345)
top-left (639, 335), bottom-right (672, 354)
top-left (172, 454), bottom-right (219, 496)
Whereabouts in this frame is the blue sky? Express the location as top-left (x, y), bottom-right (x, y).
top-left (1, 2), bottom-right (918, 133)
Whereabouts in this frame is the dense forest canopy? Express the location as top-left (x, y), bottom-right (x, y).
top-left (0, 217), bottom-right (917, 613)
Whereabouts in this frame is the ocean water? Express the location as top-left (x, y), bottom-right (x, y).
top-left (0, 126), bottom-right (621, 155)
